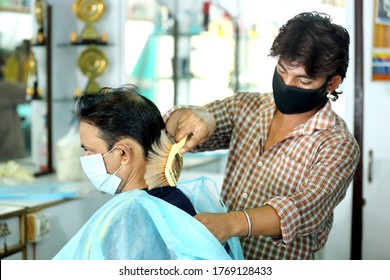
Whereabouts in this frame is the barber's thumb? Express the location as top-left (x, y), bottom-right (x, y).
top-left (179, 140), bottom-right (192, 154)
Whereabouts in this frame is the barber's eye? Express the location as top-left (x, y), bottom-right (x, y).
top-left (299, 79), bottom-right (312, 86)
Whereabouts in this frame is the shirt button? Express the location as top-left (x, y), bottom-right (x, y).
top-left (279, 152), bottom-right (285, 157)
top-left (257, 161), bottom-right (263, 166)
top-left (242, 193), bottom-right (248, 198)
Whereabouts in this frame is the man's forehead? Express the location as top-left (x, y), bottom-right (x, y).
top-left (278, 60), bottom-right (309, 76)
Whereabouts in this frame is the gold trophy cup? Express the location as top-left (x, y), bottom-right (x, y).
top-left (34, 0), bottom-right (45, 44)
top-left (72, 0), bottom-right (106, 43)
top-left (77, 45), bottom-right (108, 94)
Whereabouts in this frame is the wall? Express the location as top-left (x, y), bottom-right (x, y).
top-left (321, 0), bottom-right (390, 260)
top-left (360, 0), bottom-right (390, 259)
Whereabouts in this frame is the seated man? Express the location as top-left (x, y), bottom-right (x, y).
top-left (53, 84), bottom-right (243, 260)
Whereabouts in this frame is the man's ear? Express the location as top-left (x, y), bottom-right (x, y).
top-left (116, 144), bottom-right (132, 165)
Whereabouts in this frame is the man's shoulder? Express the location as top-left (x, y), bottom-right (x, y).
top-left (316, 109), bottom-right (360, 156)
top-left (233, 91), bottom-right (273, 106)
top-left (235, 91), bottom-right (272, 99)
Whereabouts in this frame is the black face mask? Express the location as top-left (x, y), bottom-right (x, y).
top-left (272, 68), bottom-right (328, 114)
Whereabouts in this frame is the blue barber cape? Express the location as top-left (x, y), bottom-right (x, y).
top-left (53, 176), bottom-right (244, 260)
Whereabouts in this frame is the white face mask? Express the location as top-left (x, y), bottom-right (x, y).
top-left (80, 147), bottom-right (123, 195)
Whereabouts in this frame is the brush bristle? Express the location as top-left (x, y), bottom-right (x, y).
top-left (144, 130), bottom-right (173, 189)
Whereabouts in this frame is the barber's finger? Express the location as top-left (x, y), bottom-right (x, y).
top-left (180, 133), bottom-right (200, 154)
top-left (175, 126), bottom-right (193, 142)
top-left (165, 108), bottom-right (190, 138)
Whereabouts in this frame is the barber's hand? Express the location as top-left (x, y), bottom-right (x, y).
top-left (165, 108), bottom-right (216, 154)
top-left (194, 212), bottom-right (233, 244)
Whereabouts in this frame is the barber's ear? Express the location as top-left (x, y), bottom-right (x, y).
top-left (327, 75), bottom-right (342, 92)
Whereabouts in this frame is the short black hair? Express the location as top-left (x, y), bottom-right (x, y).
top-left (73, 84), bottom-right (165, 156)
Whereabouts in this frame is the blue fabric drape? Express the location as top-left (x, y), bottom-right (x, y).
top-left (53, 176), bottom-right (244, 260)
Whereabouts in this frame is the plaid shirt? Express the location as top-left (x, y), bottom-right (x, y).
top-left (164, 92), bottom-right (360, 259)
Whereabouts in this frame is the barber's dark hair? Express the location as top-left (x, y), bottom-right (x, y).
top-left (73, 84), bottom-right (165, 156)
top-left (270, 11), bottom-right (350, 99)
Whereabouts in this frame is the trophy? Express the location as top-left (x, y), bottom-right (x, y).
top-left (77, 45), bottom-right (108, 94)
top-left (34, 0), bottom-right (45, 44)
top-left (71, 0), bottom-right (106, 43)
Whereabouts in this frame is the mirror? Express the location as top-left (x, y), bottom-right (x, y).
top-left (0, 4), bottom-right (52, 178)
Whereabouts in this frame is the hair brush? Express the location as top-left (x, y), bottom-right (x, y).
top-left (144, 130), bottom-right (187, 189)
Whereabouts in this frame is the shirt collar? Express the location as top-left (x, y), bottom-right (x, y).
top-left (264, 92), bottom-right (337, 136)
top-left (301, 101), bottom-right (337, 135)
top-left (257, 93), bottom-right (276, 144)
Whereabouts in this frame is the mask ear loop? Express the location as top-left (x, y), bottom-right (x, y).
top-left (100, 145), bottom-right (122, 175)
top-left (113, 164), bottom-right (124, 175)
top-left (103, 144), bottom-right (131, 157)
top-left (111, 144), bottom-right (130, 175)
top-left (103, 145), bottom-right (117, 158)
top-left (102, 144), bottom-right (131, 173)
